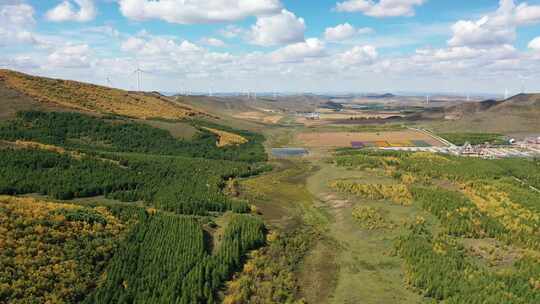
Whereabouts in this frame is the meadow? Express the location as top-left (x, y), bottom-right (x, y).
top-left (329, 149), bottom-right (540, 303)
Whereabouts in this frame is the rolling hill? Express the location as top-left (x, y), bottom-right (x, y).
top-left (0, 69), bottom-right (205, 120)
top-left (432, 93), bottom-right (540, 136)
top-left (444, 93), bottom-right (540, 117)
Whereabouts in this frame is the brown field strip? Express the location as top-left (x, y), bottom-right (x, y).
top-left (295, 130), bottom-right (445, 148)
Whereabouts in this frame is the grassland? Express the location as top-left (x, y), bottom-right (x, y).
top-left (305, 162), bottom-right (423, 304)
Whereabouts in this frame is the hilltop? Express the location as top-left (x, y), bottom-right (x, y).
top-left (432, 93), bottom-right (540, 136)
top-left (0, 69), bottom-right (205, 120)
top-left (445, 93), bottom-right (540, 117)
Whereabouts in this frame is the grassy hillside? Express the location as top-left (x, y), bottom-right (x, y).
top-left (0, 69), bottom-right (205, 120)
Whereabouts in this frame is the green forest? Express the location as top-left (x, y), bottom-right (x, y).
top-left (0, 111), bottom-right (269, 303)
top-left (0, 111), bottom-right (267, 162)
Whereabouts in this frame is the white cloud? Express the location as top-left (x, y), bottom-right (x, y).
top-left (448, 16), bottom-right (515, 47)
top-left (448, 0), bottom-right (540, 48)
top-left (121, 36), bottom-right (202, 56)
top-left (249, 9), bottom-right (305, 46)
top-left (0, 2), bottom-right (33, 26)
top-left (118, 0), bottom-right (282, 24)
top-left (121, 37), bottom-right (145, 52)
top-left (271, 38), bottom-right (326, 63)
top-left (46, 0), bottom-right (97, 22)
top-left (416, 45), bottom-right (518, 62)
top-left (338, 45), bottom-right (378, 64)
top-left (200, 37), bottom-right (226, 47)
top-left (47, 44), bottom-right (92, 68)
top-left (0, 2), bottom-right (38, 45)
top-left (529, 37), bottom-right (540, 51)
top-left (324, 23), bottom-right (373, 42)
top-left (515, 3), bottom-right (540, 25)
top-left (335, 0), bottom-right (425, 18)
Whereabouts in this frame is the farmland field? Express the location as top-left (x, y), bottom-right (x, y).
top-left (296, 130), bottom-right (445, 148)
top-left (233, 111), bottom-right (284, 124)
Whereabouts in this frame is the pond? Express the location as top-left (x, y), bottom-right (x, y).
top-left (271, 148), bottom-right (309, 157)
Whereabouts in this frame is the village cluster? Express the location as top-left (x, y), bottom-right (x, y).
top-left (383, 136), bottom-right (540, 159)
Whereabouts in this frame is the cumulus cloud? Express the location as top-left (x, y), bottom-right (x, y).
top-left (324, 23), bottom-right (373, 41)
top-left (338, 45), bottom-right (378, 64)
top-left (121, 36), bottom-right (202, 56)
top-left (448, 0), bottom-right (540, 47)
top-left (529, 37), bottom-right (540, 51)
top-left (46, 0), bottom-right (96, 22)
top-left (271, 38), bottom-right (326, 63)
top-left (335, 0), bottom-right (425, 18)
top-left (47, 44), bottom-right (92, 68)
top-left (249, 9), bottom-right (305, 46)
top-left (118, 0), bottom-right (282, 24)
top-left (448, 16), bottom-right (515, 47)
top-left (515, 3), bottom-right (540, 25)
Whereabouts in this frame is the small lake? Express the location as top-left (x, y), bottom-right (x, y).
top-left (272, 148), bottom-right (309, 157)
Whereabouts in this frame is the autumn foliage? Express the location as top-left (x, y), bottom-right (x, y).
top-left (0, 196), bottom-right (125, 304)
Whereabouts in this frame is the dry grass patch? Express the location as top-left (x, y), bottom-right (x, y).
top-left (0, 69), bottom-right (204, 120)
top-left (202, 127), bottom-right (248, 147)
top-left (233, 111), bottom-right (283, 124)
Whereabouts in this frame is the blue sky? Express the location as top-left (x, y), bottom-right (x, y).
top-left (1, 0), bottom-right (540, 94)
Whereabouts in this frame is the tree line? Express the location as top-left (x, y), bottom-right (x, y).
top-left (0, 111), bottom-right (267, 163)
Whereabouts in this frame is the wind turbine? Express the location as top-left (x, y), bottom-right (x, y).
top-left (504, 88), bottom-right (509, 100)
top-left (106, 76), bottom-right (113, 87)
top-left (132, 67), bottom-right (148, 91)
top-left (426, 95), bottom-right (430, 105)
top-left (518, 74), bottom-right (530, 94)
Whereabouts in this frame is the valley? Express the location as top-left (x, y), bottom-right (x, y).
top-left (0, 70), bottom-right (539, 304)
